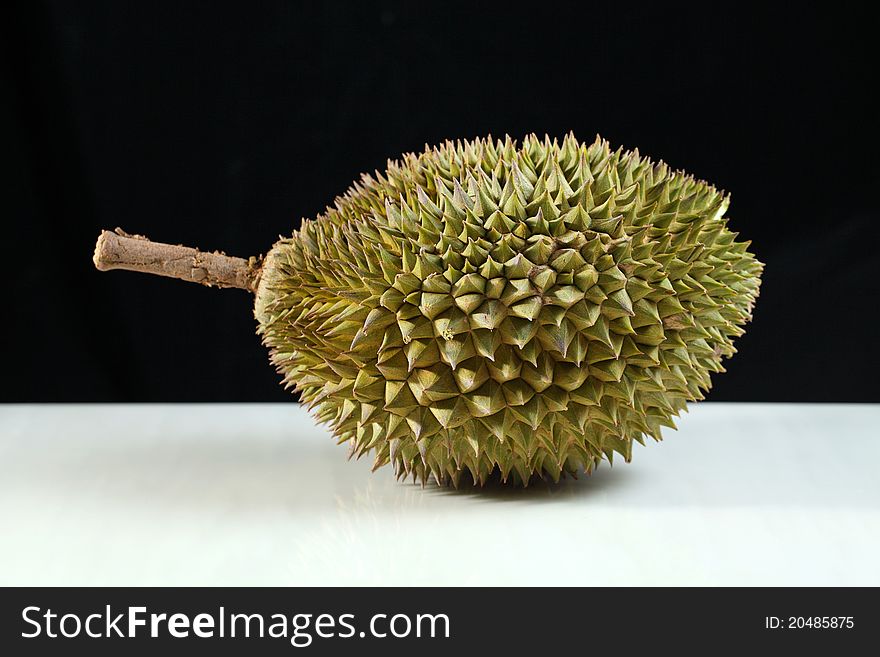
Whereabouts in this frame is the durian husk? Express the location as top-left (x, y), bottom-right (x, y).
top-left (255, 134), bottom-right (763, 486)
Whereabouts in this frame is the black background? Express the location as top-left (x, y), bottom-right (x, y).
top-left (0, 587), bottom-right (871, 654)
top-left (5, 2), bottom-right (878, 402)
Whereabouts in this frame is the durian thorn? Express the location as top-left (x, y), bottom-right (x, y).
top-left (93, 228), bottom-right (262, 292)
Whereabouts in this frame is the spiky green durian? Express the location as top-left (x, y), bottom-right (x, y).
top-left (253, 134), bottom-right (762, 485)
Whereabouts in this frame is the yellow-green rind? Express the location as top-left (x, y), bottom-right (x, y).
top-left (255, 134), bottom-right (763, 486)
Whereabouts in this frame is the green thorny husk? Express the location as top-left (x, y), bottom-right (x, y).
top-left (255, 134), bottom-right (763, 486)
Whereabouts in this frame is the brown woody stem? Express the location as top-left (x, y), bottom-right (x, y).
top-left (93, 228), bottom-right (261, 292)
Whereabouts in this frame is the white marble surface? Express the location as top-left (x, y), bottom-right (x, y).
top-left (0, 403), bottom-right (877, 586)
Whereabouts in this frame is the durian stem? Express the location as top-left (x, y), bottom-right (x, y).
top-left (93, 228), bottom-right (261, 292)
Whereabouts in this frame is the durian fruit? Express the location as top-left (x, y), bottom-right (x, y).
top-left (94, 134), bottom-right (762, 486)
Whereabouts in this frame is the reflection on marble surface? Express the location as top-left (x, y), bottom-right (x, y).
top-left (1, 403), bottom-right (878, 585)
